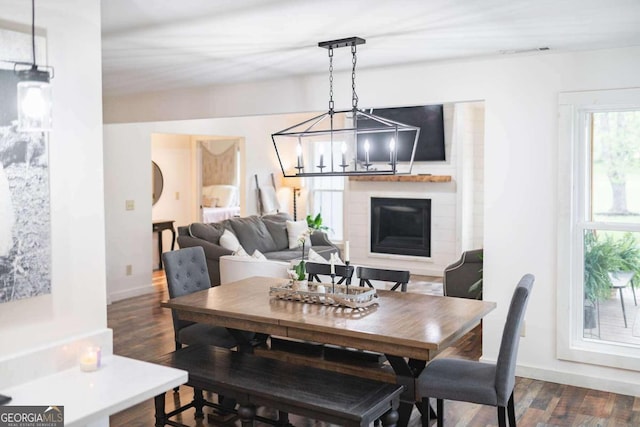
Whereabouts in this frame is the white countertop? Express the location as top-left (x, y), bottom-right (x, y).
top-left (1, 355), bottom-right (187, 427)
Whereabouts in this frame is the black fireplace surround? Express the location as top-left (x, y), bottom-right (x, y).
top-left (370, 197), bottom-right (431, 257)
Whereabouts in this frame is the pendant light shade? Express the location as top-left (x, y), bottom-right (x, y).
top-left (17, 67), bottom-right (52, 132)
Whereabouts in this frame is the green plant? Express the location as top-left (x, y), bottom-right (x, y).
top-left (293, 260), bottom-right (306, 281)
top-left (306, 213), bottom-right (328, 232)
top-left (583, 231), bottom-right (640, 303)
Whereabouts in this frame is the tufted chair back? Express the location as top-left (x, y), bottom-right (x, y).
top-left (162, 247), bottom-right (212, 340)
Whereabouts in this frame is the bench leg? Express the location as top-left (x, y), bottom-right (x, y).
top-left (238, 404), bottom-right (256, 427)
top-left (193, 388), bottom-right (205, 419)
top-left (277, 410), bottom-right (291, 426)
top-left (154, 393), bottom-right (166, 427)
top-left (381, 408), bottom-right (400, 427)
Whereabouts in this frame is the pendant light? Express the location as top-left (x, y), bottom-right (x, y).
top-left (15, 0), bottom-right (54, 132)
top-left (272, 37), bottom-right (419, 177)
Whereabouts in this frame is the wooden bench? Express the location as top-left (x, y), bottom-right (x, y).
top-left (153, 345), bottom-right (403, 427)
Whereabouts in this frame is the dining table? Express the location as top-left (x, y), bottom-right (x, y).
top-left (161, 276), bottom-right (496, 427)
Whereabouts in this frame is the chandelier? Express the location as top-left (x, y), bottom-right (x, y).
top-left (272, 37), bottom-right (419, 177)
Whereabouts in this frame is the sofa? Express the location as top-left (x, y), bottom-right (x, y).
top-left (177, 212), bottom-right (339, 286)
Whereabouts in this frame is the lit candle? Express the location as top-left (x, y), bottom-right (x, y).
top-left (79, 346), bottom-right (101, 372)
top-left (319, 144), bottom-right (324, 168)
top-left (341, 141), bottom-right (347, 165)
top-left (296, 142), bottom-right (303, 169)
top-left (344, 241), bottom-right (350, 262)
top-left (364, 140), bottom-right (370, 164)
top-left (389, 138), bottom-right (395, 164)
top-left (330, 253), bottom-right (336, 275)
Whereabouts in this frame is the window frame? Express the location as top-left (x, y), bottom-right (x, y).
top-left (557, 88), bottom-right (640, 370)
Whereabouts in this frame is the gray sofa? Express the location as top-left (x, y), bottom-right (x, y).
top-left (177, 212), bottom-right (339, 286)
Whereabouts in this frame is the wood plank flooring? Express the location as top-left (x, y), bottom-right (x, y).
top-left (108, 272), bottom-right (640, 426)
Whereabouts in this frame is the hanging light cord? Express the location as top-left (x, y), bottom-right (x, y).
top-left (31, 0), bottom-right (36, 67)
top-left (351, 43), bottom-right (358, 110)
top-left (328, 47), bottom-right (334, 113)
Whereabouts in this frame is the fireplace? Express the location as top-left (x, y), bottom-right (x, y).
top-left (370, 197), bottom-right (431, 257)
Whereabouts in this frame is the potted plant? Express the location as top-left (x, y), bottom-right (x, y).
top-left (306, 213), bottom-right (329, 232)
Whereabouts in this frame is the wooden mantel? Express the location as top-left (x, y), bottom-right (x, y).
top-left (348, 175), bottom-right (452, 183)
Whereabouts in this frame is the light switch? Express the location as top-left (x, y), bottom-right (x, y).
top-left (125, 200), bottom-right (135, 211)
top-left (126, 265), bottom-right (132, 276)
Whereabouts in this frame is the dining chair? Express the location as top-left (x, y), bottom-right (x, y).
top-left (357, 266), bottom-right (411, 292)
top-left (163, 247), bottom-right (237, 351)
top-left (417, 273), bottom-right (534, 427)
top-left (306, 262), bottom-right (355, 285)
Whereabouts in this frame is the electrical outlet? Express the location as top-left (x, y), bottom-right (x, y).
top-left (125, 200), bottom-right (135, 211)
top-left (126, 265), bottom-right (132, 276)
top-left (175, 192), bottom-right (180, 200)
top-left (520, 321), bottom-right (526, 338)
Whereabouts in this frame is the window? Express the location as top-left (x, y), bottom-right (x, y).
top-left (309, 142), bottom-right (345, 241)
top-left (558, 89), bottom-right (640, 370)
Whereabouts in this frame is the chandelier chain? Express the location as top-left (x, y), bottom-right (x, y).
top-left (328, 47), bottom-right (334, 112)
top-left (351, 44), bottom-right (358, 109)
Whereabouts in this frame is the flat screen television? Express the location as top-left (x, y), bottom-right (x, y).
top-left (356, 104), bottom-right (445, 162)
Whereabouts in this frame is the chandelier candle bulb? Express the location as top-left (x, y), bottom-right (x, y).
top-left (389, 138), bottom-right (395, 164)
top-left (364, 140), bottom-right (370, 165)
top-left (296, 142), bottom-right (303, 169)
top-left (341, 142), bottom-right (347, 166)
top-left (319, 144), bottom-right (325, 168)
top-left (79, 346), bottom-right (101, 372)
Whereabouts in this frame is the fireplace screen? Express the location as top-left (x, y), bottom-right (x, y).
top-left (370, 197), bottom-right (431, 257)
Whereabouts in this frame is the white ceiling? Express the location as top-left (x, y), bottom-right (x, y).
top-left (101, 0), bottom-right (640, 97)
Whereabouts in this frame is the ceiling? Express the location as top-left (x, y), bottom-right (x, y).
top-left (101, 0), bottom-right (640, 98)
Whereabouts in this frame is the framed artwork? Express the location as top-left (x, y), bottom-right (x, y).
top-left (0, 27), bottom-right (50, 303)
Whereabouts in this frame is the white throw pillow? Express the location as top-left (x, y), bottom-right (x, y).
top-left (252, 249), bottom-right (267, 260)
top-left (233, 247), bottom-right (249, 257)
top-left (286, 220), bottom-right (312, 249)
top-left (308, 248), bottom-right (343, 265)
top-left (202, 185), bottom-right (238, 207)
top-left (219, 229), bottom-right (245, 253)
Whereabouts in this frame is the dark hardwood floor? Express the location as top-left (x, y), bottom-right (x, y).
top-left (108, 272), bottom-right (640, 426)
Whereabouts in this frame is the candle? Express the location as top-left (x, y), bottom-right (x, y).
top-left (341, 141), bottom-right (347, 165)
top-left (296, 142), bottom-right (303, 168)
top-left (319, 144), bottom-right (324, 168)
top-left (330, 253), bottom-right (335, 275)
top-left (344, 241), bottom-right (350, 262)
top-left (364, 140), bottom-right (370, 164)
top-left (389, 138), bottom-right (395, 164)
top-left (316, 285), bottom-right (326, 293)
top-left (79, 346), bottom-right (101, 372)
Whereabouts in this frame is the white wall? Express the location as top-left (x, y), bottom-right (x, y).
top-left (151, 134), bottom-right (195, 269)
top-left (103, 112), bottom-right (318, 301)
top-left (0, 0), bottom-right (106, 368)
top-left (103, 46), bottom-right (640, 396)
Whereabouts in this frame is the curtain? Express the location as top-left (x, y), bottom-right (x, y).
top-left (200, 140), bottom-right (237, 186)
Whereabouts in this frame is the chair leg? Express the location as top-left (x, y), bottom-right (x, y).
top-left (421, 398), bottom-right (430, 427)
top-left (193, 388), bottom-right (205, 419)
top-left (631, 280), bottom-right (637, 306)
top-left (497, 406), bottom-right (507, 427)
top-left (507, 392), bottom-right (517, 426)
top-left (437, 399), bottom-right (443, 427)
top-left (173, 342), bottom-right (183, 392)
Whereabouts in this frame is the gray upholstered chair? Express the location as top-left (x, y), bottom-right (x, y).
top-left (418, 274), bottom-right (534, 427)
top-left (443, 249), bottom-right (483, 299)
top-left (357, 266), bottom-right (410, 292)
top-left (162, 247), bottom-right (237, 351)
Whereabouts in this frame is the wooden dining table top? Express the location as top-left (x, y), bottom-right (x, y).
top-left (161, 276), bottom-right (496, 360)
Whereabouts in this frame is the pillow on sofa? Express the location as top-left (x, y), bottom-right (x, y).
top-left (308, 248), bottom-right (343, 264)
top-left (286, 220), bottom-right (312, 249)
top-left (252, 249), bottom-right (267, 260)
top-left (220, 229), bottom-right (246, 254)
top-left (189, 222), bottom-right (225, 243)
top-left (202, 185), bottom-right (238, 207)
top-left (262, 212), bottom-right (292, 250)
top-left (229, 215), bottom-right (277, 254)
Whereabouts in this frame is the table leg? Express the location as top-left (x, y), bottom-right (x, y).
top-left (385, 355), bottom-right (433, 427)
top-left (170, 226), bottom-right (176, 251)
top-left (158, 230), bottom-right (164, 270)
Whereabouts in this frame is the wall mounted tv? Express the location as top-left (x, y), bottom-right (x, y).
top-left (356, 104), bottom-right (445, 162)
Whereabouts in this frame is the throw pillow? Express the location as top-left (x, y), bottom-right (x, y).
top-left (202, 195), bottom-right (218, 208)
top-left (219, 229), bottom-right (246, 254)
top-left (252, 249), bottom-right (267, 260)
top-left (308, 248), bottom-right (344, 265)
top-left (286, 220), bottom-right (312, 249)
top-left (233, 247), bottom-right (250, 257)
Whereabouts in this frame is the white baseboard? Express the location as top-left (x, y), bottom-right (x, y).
top-left (480, 356), bottom-right (640, 397)
top-left (0, 328), bottom-right (113, 389)
top-left (108, 284), bottom-right (154, 303)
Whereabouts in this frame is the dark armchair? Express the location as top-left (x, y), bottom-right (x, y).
top-left (443, 249), bottom-right (483, 299)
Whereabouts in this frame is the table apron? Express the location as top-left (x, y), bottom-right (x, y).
top-left (175, 310), bottom-right (287, 337)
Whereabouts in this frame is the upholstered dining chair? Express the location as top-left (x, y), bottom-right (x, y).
top-left (357, 266), bottom-right (411, 292)
top-left (306, 262), bottom-right (355, 285)
top-left (163, 247), bottom-right (237, 351)
top-left (418, 274), bottom-right (534, 427)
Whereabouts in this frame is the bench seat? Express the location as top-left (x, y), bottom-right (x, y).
top-left (153, 344), bottom-right (403, 427)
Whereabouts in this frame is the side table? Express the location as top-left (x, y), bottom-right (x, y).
top-left (153, 220), bottom-right (176, 270)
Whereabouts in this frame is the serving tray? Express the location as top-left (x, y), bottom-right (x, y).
top-left (269, 281), bottom-right (378, 309)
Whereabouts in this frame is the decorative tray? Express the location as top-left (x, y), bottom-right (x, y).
top-left (269, 282), bottom-right (378, 309)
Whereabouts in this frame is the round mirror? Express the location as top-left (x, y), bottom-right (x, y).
top-left (152, 161), bottom-right (164, 205)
